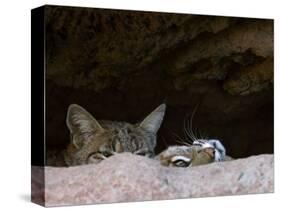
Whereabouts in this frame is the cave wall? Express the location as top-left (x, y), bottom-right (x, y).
top-left (45, 5), bottom-right (273, 158)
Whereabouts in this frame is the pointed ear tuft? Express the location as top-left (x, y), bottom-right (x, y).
top-left (66, 104), bottom-right (103, 134)
top-left (140, 104), bottom-right (166, 134)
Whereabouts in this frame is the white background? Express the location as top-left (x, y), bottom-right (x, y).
top-left (0, 0), bottom-right (279, 210)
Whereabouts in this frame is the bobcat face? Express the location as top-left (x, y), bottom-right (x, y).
top-left (64, 104), bottom-right (166, 166)
top-left (157, 108), bottom-right (227, 168)
top-left (157, 139), bottom-right (225, 168)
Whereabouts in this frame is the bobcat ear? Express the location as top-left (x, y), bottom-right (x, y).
top-left (66, 104), bottom-right (103, 134)
top-left (140, 104), bottom-right (166, 134)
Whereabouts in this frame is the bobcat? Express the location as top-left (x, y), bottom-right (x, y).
top-left (156, 110), bottom-right (230, 167)
top-left (156, 139), bottom-right (228, 167)
top-left (63, 103), bottom-right (166, 166)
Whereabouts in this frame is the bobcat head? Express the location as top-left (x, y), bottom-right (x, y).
top-left (157, 107), bottom-right (227, 168)
top-left (156, 139), bottom-right (226, 167)
top-left (64, 104), bottom-right (166, 166)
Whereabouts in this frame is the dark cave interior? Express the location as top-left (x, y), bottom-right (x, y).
top-left (45, 6), bottom-right (273, 160)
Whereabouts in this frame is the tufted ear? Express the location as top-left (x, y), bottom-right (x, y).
top-left (140, 104), bottom-right (166, 134)
top-left (66, 104), bottom-right (103, 134)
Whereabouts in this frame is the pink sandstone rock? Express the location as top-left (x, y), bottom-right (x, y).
top-left (32, 153), bottom-right (273, 207)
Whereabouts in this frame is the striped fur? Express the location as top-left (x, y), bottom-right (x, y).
top-left (64, 104), bottom-right (166, 166)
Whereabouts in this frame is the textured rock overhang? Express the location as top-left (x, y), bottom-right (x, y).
top-left (32, 153), bottom-right (273, 206)
top-left (45, 6), bottom-right (273, 159)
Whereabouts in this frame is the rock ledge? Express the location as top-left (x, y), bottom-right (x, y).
top-left (32, 153), bottom-right (273, 207)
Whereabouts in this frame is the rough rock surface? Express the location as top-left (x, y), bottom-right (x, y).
top-left (45, 6), bottom-right (273, 94)
top-left (32, 153), bottom-right (274, 207)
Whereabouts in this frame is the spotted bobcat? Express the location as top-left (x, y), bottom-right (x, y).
top-left (61, 103), bottom-right (166, 166)
top-left (156, 109), bottom-right (231, 167)
top-left (157, 139), bottom-right (229, 167)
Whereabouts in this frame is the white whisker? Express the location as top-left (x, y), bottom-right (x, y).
top-left (187, 115), bottom-right (197, 141)
top-left (183, 118), bottom-right (195, 143)
top-left (171, 132), bottom-right (192, 146)
top-left (189, 106), bottom-right (199, 141)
